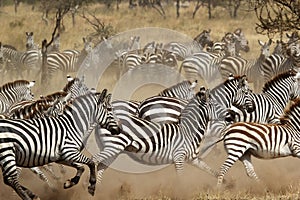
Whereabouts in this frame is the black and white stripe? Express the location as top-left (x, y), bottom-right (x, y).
top-left (0, 90), bottom-right (120, 199)
top-left (46, 37), bottom-right (93, 79)
top-left (93, 89), bottom-right (226, 184)
top-left (229, 69), bottom-right (300, 124)
top-left (217, 97), bottom-right (300, 186)
top-left (0, 80), bottom-right (35, 114)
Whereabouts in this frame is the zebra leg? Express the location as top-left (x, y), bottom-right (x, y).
top-left (217, 153), bottom-right (241, 187)
top-left (59, 152), bottom-right (96, 196)
top-left (240, 153), bottom-right (260, 181)
top-left (93, 147), bottom-right (122, 184)
top-left (173, 151), bottom-right (186, 175)
top-left (42, 164), bottom-right (62, 180)
top-left (191, 158), bottom-right (218, 178)
top-left (0, 148), bottom-right (39, 200)
top-left (30, 167), bottom-right (57, 191)
top-left (61, 162), bottom-right (85, 188)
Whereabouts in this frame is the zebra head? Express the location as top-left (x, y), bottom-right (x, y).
top-left (63, 75), bottom-right (90, 98)
top-left (82, 37), bottom-right (93, 54)
top-left (194, 29), bottom-right (213, 49)
top-left (25, 31), bottom-right (35, 50)
top-left (233, 28), bottom-right (250, 54)
top-left (198, 87), bottom-right (219, 122)
top-left (258, 39), bottom-right (272, 58)
top-left (97, 89), bottom-right (121, 135)
top-left (22, 80), bottom-right (35, 101)
top-left (286, 42), bottom-right (300, 60)
top-left (232, 85), bottom-right (255, 113)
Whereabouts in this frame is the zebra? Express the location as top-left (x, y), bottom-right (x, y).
top-left (46, 37), bottom-right (93, 79)
top-left (260, 41), bottom-right (300, 82)
top-left (193, 29), bottom-right (213, 50)
top-left (217, 33), bottom-right (252, 80)
top-left (1, 42), bottom-right (41, 79)
top-left (207, 29), bottom-right (250, 56)
top-left (47, 33), bottom-right (60, 53)
top-left (0, 80), bottom-right (35, 114)
top-left (228, 69), bottom-right (300, 124)
top-left (25, 32), bottom-right (39, 51)
top-left (179, 31), bottom-right (248, 87)
top-left (247, 39), bottom-right (272, 92)
top-left (217, 97), bottom-right (300, 186)
top-left (0, 89), bottom-right (120, 200)
top-left (136, 75), bottom-right (254, 125)
top-left (112, 80), bottom-right (198, 117)
top-left (93, 88), bottom-right (227, 185)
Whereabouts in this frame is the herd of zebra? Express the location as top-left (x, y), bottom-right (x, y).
top-left (0, 32), bottom-right (93, 83)
top-left (0, 28), bottom-right (300, 200)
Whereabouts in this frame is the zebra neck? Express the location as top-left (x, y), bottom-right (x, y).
top-left (263, 79), bottom-right (294, 113)
top-left (63, 95), bottom-right (97, 137)
top-left (179, 100), bottom-right (208, 142)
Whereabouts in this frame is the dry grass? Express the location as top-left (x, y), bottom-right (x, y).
top-left (0, 2), bottom-right (299, 200)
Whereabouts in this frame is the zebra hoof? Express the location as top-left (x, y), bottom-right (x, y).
top-left (88, 185), bottom-right (95, 196)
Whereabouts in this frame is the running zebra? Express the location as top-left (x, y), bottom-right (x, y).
top-left (112, 80), bottom-right (198, 117)
top-left (0, 80), bottom-right (35, 114)
top-left (93, 88), bottom-right (226, 185)
top-left (0, 89), bottom-right (120, 200)
top-left (228, 69), bottom-right (300, 124)
top-left (217, 97), bottom-right (300, 186)
top-left (137, 75), bottom-right (254, 124)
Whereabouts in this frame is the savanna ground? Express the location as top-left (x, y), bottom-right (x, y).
top-left (1, 2), bottom-right (300, 200)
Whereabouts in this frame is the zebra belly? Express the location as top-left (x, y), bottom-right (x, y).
top-left (250, 144), bottom-right (292, 159)
top-left (126, 150), bottom-right (174, 165)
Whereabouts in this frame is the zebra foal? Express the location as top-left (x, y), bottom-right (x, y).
top-left (0, 90), bottom-right (120, 200)
top-left (217, 97), bottom-right (300, 186)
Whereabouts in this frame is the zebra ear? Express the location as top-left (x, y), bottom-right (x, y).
top-left (197, 86), bottom-right (206, 100)
top-left (190, 80), bottom-right (198, 89)
top-left (238, 75), bottom-right (247, 87)
top-left (227, 73), bottom-right (234, 80)
top-left (98, 89), bottom-right (108, 104)
top-left (105, 94), bottom-right (112, 104)
top-left (258, 40), bottom-right (264, 47)
top-left (67, 75), bottom-right (73, 82)
top-left (267, 39), bottom-right (272, 46)
top-left (28, 81), bottom-right (35, 88)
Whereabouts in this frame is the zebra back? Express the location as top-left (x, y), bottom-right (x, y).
top-left (158, 80), bottom-right (197, 100)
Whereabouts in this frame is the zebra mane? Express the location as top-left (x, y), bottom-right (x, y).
top-left (262, 69), bottom-right (296, 93)
top-left (159, 80), bottom-right (192, 93)
top-left (0, 80), bottom-right (31, 92)
top-left (212, 75), bottom-right (244, 91)
top-left (3, 44), bottom-right (17, 50)
top-left (62, 77), bottom-right (80, 92)
top-left (280, 97), bottom-right (300, 124)
top-left (41, 91), bottom-right (68, 101)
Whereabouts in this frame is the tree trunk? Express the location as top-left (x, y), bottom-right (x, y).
top-left (208, 0), bottom-right (212, 19)
top-left (176, 0), bottom-right (180, 18)
top-left (41, 40), bottom-right (48, 87)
